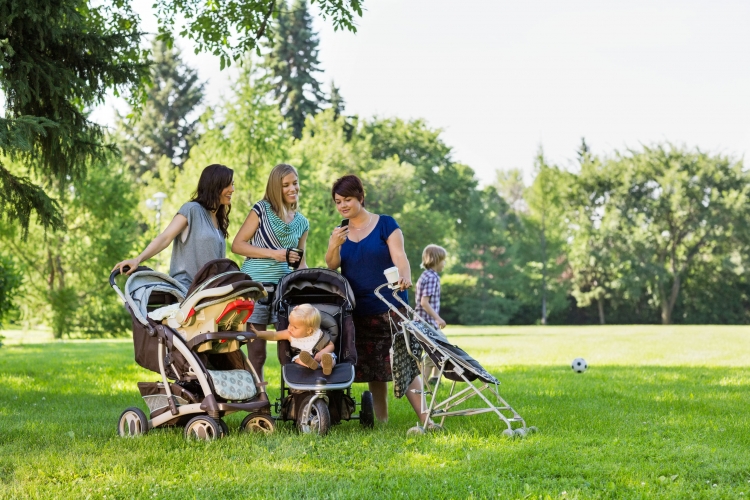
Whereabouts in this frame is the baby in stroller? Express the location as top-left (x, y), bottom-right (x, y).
top-left (250, 304), bottom-right (337, 375)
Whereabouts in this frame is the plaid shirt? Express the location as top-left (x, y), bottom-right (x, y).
top-left (415, 269), bottom-right (441, 327)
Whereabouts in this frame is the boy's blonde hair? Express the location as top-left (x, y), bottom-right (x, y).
top-left (289, 304), bottom-right (321, 330)
top-left (421, 244), bottom-right (447, 270)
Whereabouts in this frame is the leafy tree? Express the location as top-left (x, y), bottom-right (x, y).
top-left (154, 0), bottom-right (363, 69)
top-left (0, 254), bottom-right (22, 327)
top-left (118, 39), bottom-right (205, 177)
top-left (448, 187), bottom-right (523, 324)
top-left (0, 0), bottom-right (148, 234)
top-left (592, 145), bottom-right (750, 324)
top-left (520, 149), bottom-right (570, 324)
top-left (0, 153), bottom-right (142, 337)
top-left (264, 0), bottom-right (326, 138)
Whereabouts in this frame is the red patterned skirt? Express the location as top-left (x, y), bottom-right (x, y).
top-left (352, 308), bottom-right (405, 383)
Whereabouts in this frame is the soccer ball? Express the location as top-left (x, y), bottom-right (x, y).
top-left (571, 358), bottom-right (587, 373)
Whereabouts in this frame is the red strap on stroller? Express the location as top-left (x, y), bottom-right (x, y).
top-left (216, 299), bottom-right (256, 325)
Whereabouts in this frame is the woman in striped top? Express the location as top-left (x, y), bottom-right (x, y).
top-left (231, 164), bottom-right (310, 379)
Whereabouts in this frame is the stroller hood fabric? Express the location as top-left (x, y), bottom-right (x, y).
top-left (272, 268), bottom-right (356, 311)
top-left (125, 271), bottom-right (187, 326)
top-left (184, 258), bottom-right (266, 311)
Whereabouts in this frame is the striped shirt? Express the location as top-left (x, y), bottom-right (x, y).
top-left (240, 200), bottom-right (309, 283)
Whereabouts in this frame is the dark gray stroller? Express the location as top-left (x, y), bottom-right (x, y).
top-left (374, 283), bottom-right (536, 437)
top-left (270, 268), bottom-right (374, 435)
top-left (110, 259), bottom-right (274, 440)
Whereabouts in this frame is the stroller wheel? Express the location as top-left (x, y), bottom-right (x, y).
top-left (502, 428), bottom-right (515, 439)
top-left (241, 413), bottom-right (276, 434)
top-left (184, 416), bottom-right (221, 441)
top-left (297, 398), bottom-right (331, 436)
top-left (118, 407), bottom-right (149, 437)
top-left (359, 391), bottom-right (374, 429)
top-left (527, 426), bottom-right (539, 434)
top-left (406, 425), bottom-right (426, 436)
top-left (217, 418), bottom-right (230, 437)
top-left (514, 428), bottom-right (527, 438)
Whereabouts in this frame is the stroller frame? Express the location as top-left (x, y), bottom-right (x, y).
top-left (375, 283), bottom-right (534, 437)
top-left (110, 264), bottom-right (273, 440)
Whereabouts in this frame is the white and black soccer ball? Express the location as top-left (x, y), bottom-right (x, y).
top-left (571, 358), bottom-right (588, 373)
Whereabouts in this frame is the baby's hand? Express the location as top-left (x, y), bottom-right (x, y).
top-left (313, 352), bottom-right (323, 362)
top-left (249, 324), bottom-right (260, 334)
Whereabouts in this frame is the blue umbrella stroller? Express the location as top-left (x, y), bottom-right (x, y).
top-left (374, 283), bottom-right (536, 437)
top-left (110, 259), bottom-right (274, 440)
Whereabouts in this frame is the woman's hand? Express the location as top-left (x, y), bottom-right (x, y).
top-left (397, 275), bottom-right (413, 291)
top-left (329, 225), bottom-right (349, 248)
top-left (436, 317), bottom-right (447, 329)
top-left (271, 248), bottom-right (289, 263)
top-left (112, 257), bottom-right (141, 276)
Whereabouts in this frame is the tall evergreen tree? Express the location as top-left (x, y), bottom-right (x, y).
top-left (265, 0), bottom-right (326, 138)
top-left (118, 40), bottom-right (205, 177)
top-left (0, 1), bottom-right (148, 234)
top-left (329, 81), bottom-right (345, 120)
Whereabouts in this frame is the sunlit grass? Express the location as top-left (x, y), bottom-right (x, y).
top-left (1, 326), bottom-right (749, 499)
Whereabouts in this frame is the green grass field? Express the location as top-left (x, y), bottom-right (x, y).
top-left (1, 325), bottom-right (749, 499)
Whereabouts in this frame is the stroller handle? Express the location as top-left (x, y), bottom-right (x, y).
top-left (109, 265), bottom-right (152, 303)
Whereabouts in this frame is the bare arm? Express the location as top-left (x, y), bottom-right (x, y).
top-left (420, 295), bottom-right (446, 328)
top-left (313, 341), bottom-right (335, 362)
top-left (112, 214), bottom-right (188, 275)
top-left (231, 210), bottom-right (289, 263)
top-left (386, 229), bottom-right (412, 290)
top-left (297, 230), bottom-right (309, 269)
top-left (325, 225), bottom-right (349, 269)
top-left (249, 325), bottom-right (290, 341)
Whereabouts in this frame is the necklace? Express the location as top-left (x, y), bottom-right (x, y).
top-left (350, 213), bottom-right (373, 231)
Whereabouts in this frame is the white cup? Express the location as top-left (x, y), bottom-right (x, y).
top-left (383, 266), bottom-right (400, 286)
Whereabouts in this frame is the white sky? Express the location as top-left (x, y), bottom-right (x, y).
top-left (95, 0), bottom-right (750, 185)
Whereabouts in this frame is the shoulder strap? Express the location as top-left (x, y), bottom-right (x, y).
top-left (313, 331), bottom-right (332, 353)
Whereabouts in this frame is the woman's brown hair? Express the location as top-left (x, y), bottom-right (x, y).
top-left (331, 174), bottom-right (365, 206)
top-left (191, 164), bottom-right (233, 238)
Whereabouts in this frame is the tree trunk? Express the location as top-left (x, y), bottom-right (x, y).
top-left (540, 213), bottom-right (547, 325)
top-left (597, 299), bottom-right (605, 325)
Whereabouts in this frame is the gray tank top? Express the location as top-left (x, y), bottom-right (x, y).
top-left (169, 201), bottom-right (226, 288)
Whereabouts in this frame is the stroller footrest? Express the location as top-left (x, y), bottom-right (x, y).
top-left (282, 362), bottom-right (354, 386)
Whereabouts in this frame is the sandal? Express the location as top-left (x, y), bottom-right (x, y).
top-left (298, 351), bottom-right (319, 371)
top-left (321, 353), bottom-right (334, 376)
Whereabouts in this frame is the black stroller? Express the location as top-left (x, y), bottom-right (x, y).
top-left (110, 258), bottom-right (274, 440)
top-left (270, 268), bottom-right (374, 435)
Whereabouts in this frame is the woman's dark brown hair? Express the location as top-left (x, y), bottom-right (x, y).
top-left (191, 164), bottom-right (233, 238)
top-left (331, 174), bottom-right (365, 206)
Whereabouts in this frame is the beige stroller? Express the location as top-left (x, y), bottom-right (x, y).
top-left (110, 259), bottom-right (273, 440)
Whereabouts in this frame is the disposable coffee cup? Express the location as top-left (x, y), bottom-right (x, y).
top-left (383, 266), bottom-right (400, 286)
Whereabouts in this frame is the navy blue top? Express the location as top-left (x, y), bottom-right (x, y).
top-left (340, 215), bottom-right (408, 316)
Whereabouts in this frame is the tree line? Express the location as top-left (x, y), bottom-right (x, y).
top-left (2, 1), bottom-right (749, 337)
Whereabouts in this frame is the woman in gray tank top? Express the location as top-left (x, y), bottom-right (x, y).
top-left (113, 164), bottom-right (234, 289)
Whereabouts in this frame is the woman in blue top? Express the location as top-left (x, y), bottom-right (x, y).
top-left (326, 174), bottom-right (435, 428)
top-left (232, 163), bottom-right (309, 379)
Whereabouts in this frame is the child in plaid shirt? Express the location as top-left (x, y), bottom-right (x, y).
top-left (415, 244), bottom-right (447, 329)
top-left (415, 245), bottom-right (447, 383)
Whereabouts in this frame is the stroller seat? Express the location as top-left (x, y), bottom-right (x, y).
top-left (157, 259), bottom-right (266, 353)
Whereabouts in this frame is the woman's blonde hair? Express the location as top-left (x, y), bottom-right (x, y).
top-left (421, 244), bottom-right (447, 270)
top-left (264, 163), bottom-right (299, 220)
top-left (289, 304), bottom-right (321, 331)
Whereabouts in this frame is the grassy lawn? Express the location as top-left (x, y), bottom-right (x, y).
top-left (1, 325), bottom-right (749, 499)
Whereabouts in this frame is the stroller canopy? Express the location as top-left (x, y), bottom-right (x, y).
top-left (125, 271), bottom-right (187, 326)
top-left (272, 268), bottom-right (356, 311)
top-left (184, 259), bottom-right (266, 311)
